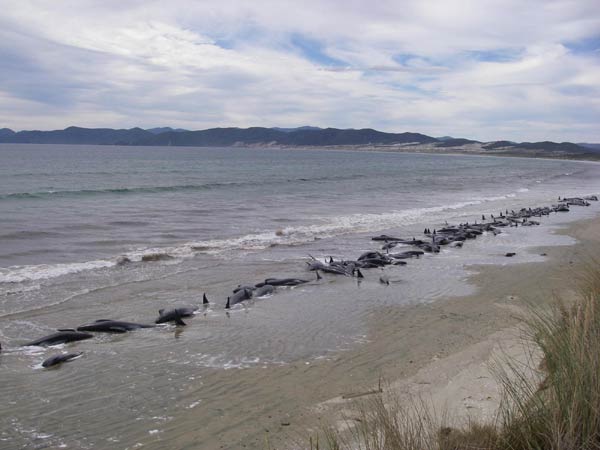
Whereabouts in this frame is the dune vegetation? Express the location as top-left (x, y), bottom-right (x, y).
top-left (309, 267), bottom-right (600, 450)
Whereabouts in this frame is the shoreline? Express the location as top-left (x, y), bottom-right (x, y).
top-left (240, 143), bottom-right (600, 163)
top-left (2, 141), bottom-right (600, 163)
top-left (147, 210), bottom-right (600, 449)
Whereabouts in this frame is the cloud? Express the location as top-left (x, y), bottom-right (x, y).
top-left (0, 0), bottom-right (599, 141)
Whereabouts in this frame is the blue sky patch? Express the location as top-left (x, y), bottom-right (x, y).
top-left (289, 33), bottom-right (346, 67)
top-left (565, 35), bottom-right (600, 54)
top-left (463, 48), bottom-right (521, 62)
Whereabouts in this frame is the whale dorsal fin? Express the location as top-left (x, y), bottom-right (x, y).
top-left (158, 309), bottom-right (164, 315)
top-left (57, 328), bottom-right (76, 332)
top-left (203, 293), bottom-right (209, 305)
top-left (94, 319), bottom-right (112, 322)
top-left (225, 297), bottom-right (230, 309)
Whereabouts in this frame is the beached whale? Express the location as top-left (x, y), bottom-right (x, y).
top-left (155, 292), bottom-right (209, 325)
top-left (155, 307), bottom-right (198, 326)
top-left (233, 285), bottom-right (256, 293)
top-left (77, 320), bottom-right (155, 333)
top-left (307, 258), bottom-right (356, 276)
top-left (225, 287), bottom-right (253, 309)
top-left (42, 352), bottom-right (83, 368)
top-left (263, 278), bottom-right (309, 286)
top-left (25, 330), bottom-right (93, 347)
top-left (371, 235), bottom-right (404, 242)
top-left (256, 272), bottom-right (321, 288)
top-left (254, 284), bottom-right (275, 297)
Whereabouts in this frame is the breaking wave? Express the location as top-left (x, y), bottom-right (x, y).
top-left (0, 191), bottom-right (522, 284)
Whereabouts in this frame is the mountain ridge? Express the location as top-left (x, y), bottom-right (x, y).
top-left (0, 125), bottom-right (595, 159)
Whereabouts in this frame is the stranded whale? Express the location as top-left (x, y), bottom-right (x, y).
top-left (25, 330), bottom-right (93, 347)
top-left (42, 352), bottom-right (83, 368)
top-left (77, 320), bottom-right (155, 333)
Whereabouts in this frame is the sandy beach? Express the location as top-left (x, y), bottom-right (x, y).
top-left (147, 212), bottom-right (600, 450)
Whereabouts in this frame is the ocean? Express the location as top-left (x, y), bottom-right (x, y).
top-left (1, 143), bottom-right (599, 449)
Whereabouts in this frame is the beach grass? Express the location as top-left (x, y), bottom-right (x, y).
top-left (310, 265), bottom-right (600, 450)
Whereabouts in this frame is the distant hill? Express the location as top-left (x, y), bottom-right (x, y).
top-left (0, 126), bottom-right (435, 146)
top-left (0, 128), bottom-right (15, 138)
top-left (271, 126), bottom-right (322, 132)
top-left (0, 125), bottom-right (595, 159)
top-left (146, 127), bottom-right (188, 134)
top-left (435, 138), bottom-right (480, 147)
top-left (0, 126), bottom-right (153, 145)
top-left (134, 127), bottom-right (438, 147)
top-left (578, 143), bottom-right (600, 152)
top-left (482, 141), bottom-right (515, 150)
top-left (483, 140), bottom-right (589, 154)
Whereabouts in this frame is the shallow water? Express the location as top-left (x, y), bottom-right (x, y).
top-left (1, 144), bottom-right (599, 448)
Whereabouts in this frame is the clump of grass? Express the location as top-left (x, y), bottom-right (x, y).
top-left (309, 267), bottom-right (600, 450)
top-left (498, 279), bottom-right (600, 449)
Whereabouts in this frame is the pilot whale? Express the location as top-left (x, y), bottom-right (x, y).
top-left (25, 330), bottom-right (93, 347)
top-left (77, 320), bottom-right (155, 333)
top-left (42, 352), bottom-right (83, 368)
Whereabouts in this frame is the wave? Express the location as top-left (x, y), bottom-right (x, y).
top-left (0, 260), bottom-right (115, 283)
top-left (0, 184), bottom-right (231, 200)
top-left (0, 174), bottom-right (366, 201)
top-left (0, 190), bottom-right (527, 284)
top-left (0, 230), bottom-right (63, 240)
top-left (183, 197), bottom-right (504, 254)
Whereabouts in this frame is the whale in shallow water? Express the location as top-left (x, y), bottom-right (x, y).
top-left (42, 352), bottom-right (83, 368)
top-left (25, 330), bottom-right (93, 347)
top-left (225, 288), bottom-right (253, 309)
top-left (155, 307), bottom-right (197, 326)
top-left (254, 284), bottom-right (275, 297)
top-left (155, 294), bottom-right (209, 325)
top-left (77, 320), bottom-right (155, 333)
top-left (258, 271), bottom-right (321, 288)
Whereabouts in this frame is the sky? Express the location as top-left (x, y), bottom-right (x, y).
top-left (0, 0), bottom-right (599, 142)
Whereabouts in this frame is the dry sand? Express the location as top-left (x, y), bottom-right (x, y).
top-left (153, 214), bottom-right (600, 449)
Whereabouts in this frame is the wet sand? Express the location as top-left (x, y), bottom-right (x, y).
top-left (137, 214), bottom-right (600, 449)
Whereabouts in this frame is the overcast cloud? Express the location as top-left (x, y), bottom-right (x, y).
top-left (0, 0), bottom-right (599, 141)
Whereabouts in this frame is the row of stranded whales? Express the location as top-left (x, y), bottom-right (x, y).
top-left (302, 196), bottom-right (598, 279)
top-left (11, 194), bottom-right (598, 369)
top-left (225, 272), bottom-right (322, 309)
top-left (21, 296), bottom-right (210, 368)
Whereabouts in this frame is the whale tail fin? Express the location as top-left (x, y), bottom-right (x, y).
top-left (225, 297), bottom-right (230, 309)
top-left (203, 293), bottom-right (209, 305)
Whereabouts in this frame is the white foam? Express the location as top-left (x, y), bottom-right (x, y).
top-left (185, 194), bottom-right (520, 255)
top-left (0, 260), bottom-right (114, 283)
